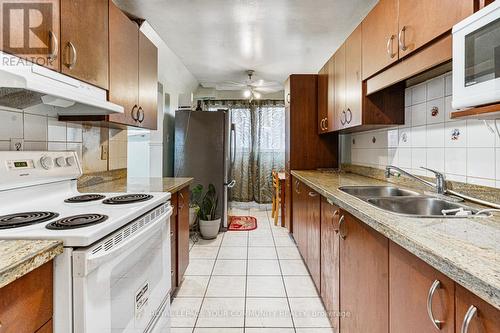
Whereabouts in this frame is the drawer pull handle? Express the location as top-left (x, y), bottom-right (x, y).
top-left (427, 280), bottom-right (444, 330)
top-left (460, 305), bottom-right (477, 333)
top-left (338, 215), bottom-right (346, 238)
top-left (398, 26), bottom-right (408, 51)
top-left (308, 191), bottom-right (318, 197)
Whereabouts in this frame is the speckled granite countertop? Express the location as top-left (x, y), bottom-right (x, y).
top-left (0, 240), bottom-right (63, 289)
top-left (78, 177), bottom-right (194, 194)
top-left (292, 170), bottom-right (500, 310)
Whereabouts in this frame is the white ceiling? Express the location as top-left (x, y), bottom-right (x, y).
top-left (115, 0), bottom-right (377, 88)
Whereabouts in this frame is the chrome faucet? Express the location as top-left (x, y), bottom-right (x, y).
top-left (385, 165), bottom-right (447, 194)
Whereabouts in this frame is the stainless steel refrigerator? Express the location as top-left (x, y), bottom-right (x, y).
top-left (173, 110), bottom-right (235, 228)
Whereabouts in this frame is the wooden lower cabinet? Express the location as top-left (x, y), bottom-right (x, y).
top-left (390, 241), bottom-right (455, 333)
top-left (292, 178), bottom-right (308, 259)
top-left (320, 197), bottom-right (340, 329)
top-left (305, 188), bottom-right (321, 291)
top-left (284, 172), bottom-right (292, 232)
top-left (455, 285), bottom-right (500, 333)
top-left (35, 320), bottom-right (52, 333)
top-left (339, 210), bottom-right (389, 333)
top-left (0, 261), bottom-right (53, 333)
top-left (177, 186), bottom-right (190, 281)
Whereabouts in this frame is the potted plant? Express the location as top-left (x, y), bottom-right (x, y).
top-left (193, 184), bottom-right (220, 239)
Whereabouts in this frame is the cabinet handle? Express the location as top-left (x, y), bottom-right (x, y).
top-left (320, 118), bottom-right (325, 131)
top-left (324, 118), bottom-right (328, 130)
top-left (340, 110), bottom-right (347, 125)
top-left (131, 105), bottom-right (139, 121)
top-left (170, 231), bottom-right (174, 237)
top-left (460, 305), bottom-right (478, 333)
top-left (398, 26), bottom-right (408, 51)
top-left (426, 280), bottom-right (444, 330)
top-left (179, 192), bottom-right (184, 209)
top-left (48, 30), bottom-right (58, 61)
top-left (308, 191), bottom-right (318, 197)
top-left (386, 35), bottom-right (396, 58)
top-left (346, 108), bottom-right (352, 124)
top-left (286, 93), bottom-right (291, 103)
top-left (338, 215), bottom-right (346, 238)
top-left (137, 107), bottom-right (145, 123)
top-left (295, 180), bottom-right (301, 194)
top-left (65, 41), bottom-right (77, 69)
top-left (171, 270), bottom-right (174, 276)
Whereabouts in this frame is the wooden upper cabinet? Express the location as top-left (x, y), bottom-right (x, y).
top-left (361, 0), bottom-right (399, 79)
top-left (333, 44), bottom-right (346, 131)
top-left (390, 241), bottom-right (455, 333)
top-left (138, 31), bottom-right (158, 130)
top-left (397, 0), bottom-right (474, 58)
top-left (60, 0), bottom-right (109, 89)
top-left (339, 210), bottom-right (389, 333)
top-left (317, 62), bottom-right (328, 134)
top-left (320, 197), bottom-right (340, 330)
top-left (0, 0), bottom-right (61, 71)
top-left (455, 285), bottom-right (500, 333)
top-left (108, 0), bottom-right (139, 127)
top-left (345, 25), bottom-right (362, 128)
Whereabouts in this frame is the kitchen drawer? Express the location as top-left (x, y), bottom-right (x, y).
top-left (0, 261), bottom-right (53, 333)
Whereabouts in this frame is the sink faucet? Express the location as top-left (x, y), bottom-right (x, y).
top-left (385, 165), bottom-right (447, 194)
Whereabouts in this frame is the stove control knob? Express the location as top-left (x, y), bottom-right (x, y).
top-left (66, 156), bottom-right (76, 166)
top-left (40, 156), bottom-right (54, 170)
top-left (55, 156), bottom-right (67, 167)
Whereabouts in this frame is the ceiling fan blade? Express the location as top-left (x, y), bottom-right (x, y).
top-left (254, 86), bottom-right (284, 94)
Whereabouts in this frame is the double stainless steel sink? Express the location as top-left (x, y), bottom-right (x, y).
top-left (339, 186), bottom-right (485, 218)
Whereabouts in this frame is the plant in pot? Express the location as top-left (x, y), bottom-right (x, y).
top-left (193, 184), bottom-right (220, 239)
top-left (189, 186), bottom-right (202, 228)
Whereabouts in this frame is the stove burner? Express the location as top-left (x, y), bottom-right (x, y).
top-left (102, 194), bottom-right (153, 205)
top-left (64, 194), bottom-right (106, 203)
top-left (0, 212), bottom-right (59, 229)
top-left (46, 214), bottom-right (108, 230)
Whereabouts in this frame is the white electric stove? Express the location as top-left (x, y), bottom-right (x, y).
top-left (0, 151), bottom-right (173, 333)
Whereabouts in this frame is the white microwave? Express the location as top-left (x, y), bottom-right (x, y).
top-left (452, 1), bottom-right (500, 110)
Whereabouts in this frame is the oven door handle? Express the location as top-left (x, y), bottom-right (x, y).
top-left (73, 206), bottom-right (173, 277)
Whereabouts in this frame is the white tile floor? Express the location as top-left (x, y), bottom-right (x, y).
top-left (171, 208), bottom-right (334, 333)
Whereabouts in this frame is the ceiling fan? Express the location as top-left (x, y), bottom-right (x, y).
top-left (216, 70), bottom-right (283, 101)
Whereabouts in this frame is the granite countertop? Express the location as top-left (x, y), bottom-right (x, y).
top-left (0, 240), bottom-right (63, 289)
top-left (78, 177), bottom-right (194, 194)
top-left (292, 170), bottom-right (500, 310)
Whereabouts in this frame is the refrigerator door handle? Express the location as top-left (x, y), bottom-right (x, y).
top-left (230, 124), bottom-right (236, 164)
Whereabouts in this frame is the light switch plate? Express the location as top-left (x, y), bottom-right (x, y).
top-left (10, 138), bottom-right (24, 151)
top-left (100, 144), bottom-right (109, 160)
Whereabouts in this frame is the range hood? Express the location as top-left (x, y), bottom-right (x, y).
top-left (0, 52), bottom-right (123, 115)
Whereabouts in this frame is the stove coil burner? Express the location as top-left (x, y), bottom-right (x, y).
top-left (0, 212), bottom-right (59, 229)
top-left (102, 194), bottom-right (153, 205)
top-left (64, 194), bottom-right (106, 203)
top-left (46, 214), bottom-right (108, 230)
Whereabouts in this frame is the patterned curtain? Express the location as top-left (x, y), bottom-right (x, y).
top-left (206, 100), bottom-right (285, 203)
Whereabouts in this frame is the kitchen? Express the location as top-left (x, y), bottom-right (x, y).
top-left (0, 0), bottom-right (499, 333)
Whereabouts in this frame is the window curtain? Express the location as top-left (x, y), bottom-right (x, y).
top-left (206, 100), bottom-right (285, 203)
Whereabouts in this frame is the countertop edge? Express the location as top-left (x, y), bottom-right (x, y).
top-left (0, 241), bottom-right (63, 289)
top-left (291, 170), bottom-right (500, 310)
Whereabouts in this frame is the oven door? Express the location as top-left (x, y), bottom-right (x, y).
top-left (72, 204), bottom-right (172, 333)
top-left (452, 1), bottom-right (500, 109)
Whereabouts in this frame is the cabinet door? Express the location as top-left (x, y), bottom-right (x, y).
top-left (361, 0), bottom-right (399, 80)
top-left (455, 285), bottom-right (500, 333)
top-left (35, 319), bottom-right (53, 333)
top-left (398, 0), bottom-right (474, 58)
top-left (326, 56), bottom-right (335, 131)
top-left (0, 0), bottom-right (60, 71)
top-left (390, 241), bottom-right (455, 333)
top-left (320, 197), bottom-right (340, 330)
top-left (284, 172), bottom-right (292, 232)
top-left (333, 44), bottom-right (346, 131)
top-left (138, 32), bottom-right (158, 130)
top-left (0, 261), bottom-right (52, 333)
top-left (305, 187), bottom-right (321, 291)
top-left (60, 0), bottom-right (108, 89)
top-left (292, 179), bottom-right (307, 259)
top-left (339, 211), bottom-right (389, 333)
top-left (108, 1), bottom-right (139, 127)
top-left (177, 187), bottom-right (190, 283)
top-left (345, 25), bottom-right (362, 128)
top-left (318, 62), bottom-right (328, 134)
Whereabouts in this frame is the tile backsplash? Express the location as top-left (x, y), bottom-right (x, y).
top-left (345, 72), bottom-right (500, 188)
top-left (0, 105), bottom-right (127, 174)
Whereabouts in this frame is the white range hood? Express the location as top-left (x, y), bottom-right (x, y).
top-left (0, 52), bottom-right (123, 115)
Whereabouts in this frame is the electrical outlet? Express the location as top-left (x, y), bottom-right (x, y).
top-left (10, 138), bottom-right (24, 151)
top-left (100, 144), bottom-right (109, 160)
